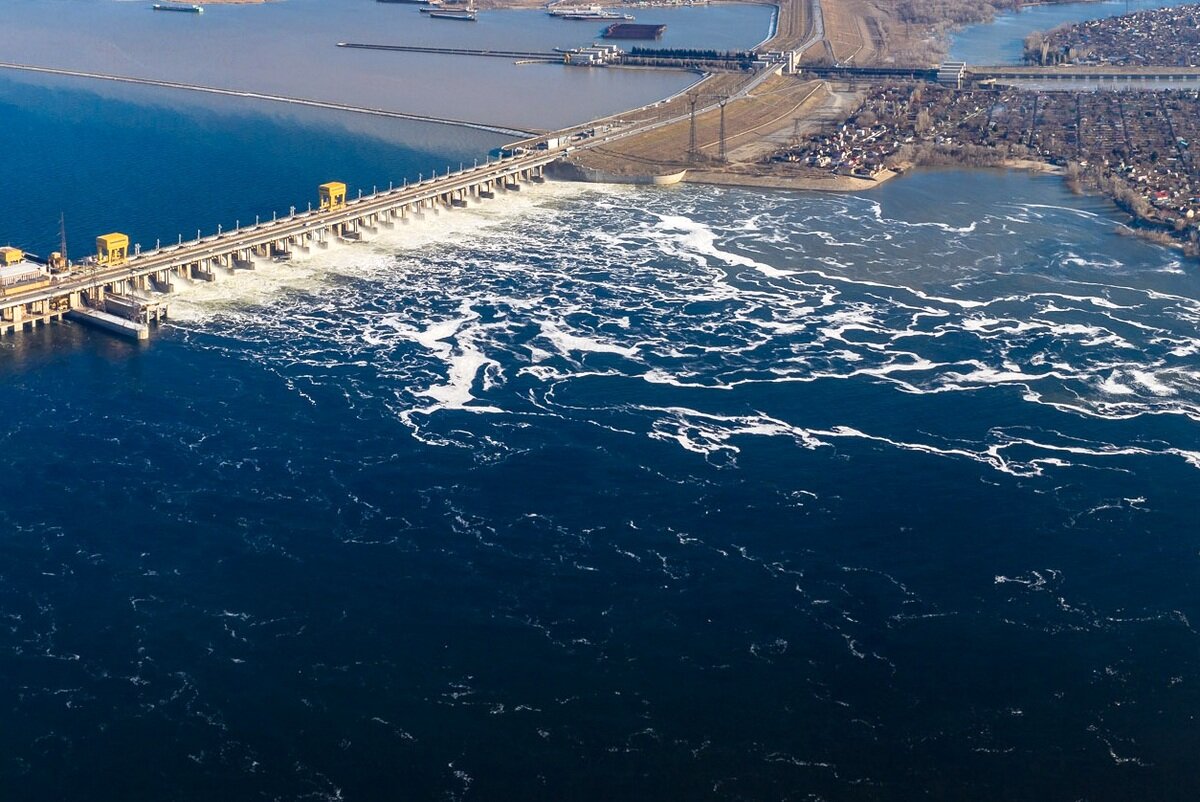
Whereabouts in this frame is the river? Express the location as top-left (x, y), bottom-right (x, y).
top-left (1, 1), bottom-right (1199, 800)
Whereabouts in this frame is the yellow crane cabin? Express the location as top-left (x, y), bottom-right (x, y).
top-left (319, 182), bottom-right (347, 211)
top-left (96, 233), bottom-right (130, 266)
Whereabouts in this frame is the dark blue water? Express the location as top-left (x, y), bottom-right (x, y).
top-left (3, 64), bottom-right (1200, 802)
top-left (0, 74), bottom-right (501, 260)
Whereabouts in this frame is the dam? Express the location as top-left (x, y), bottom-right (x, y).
top-left (0, 153), bottom-right (557, 340)
top-left (0, 0), bottom-right (849, 344)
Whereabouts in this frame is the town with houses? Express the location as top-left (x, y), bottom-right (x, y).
top-left (770, 3), bottom-right (1200, 254)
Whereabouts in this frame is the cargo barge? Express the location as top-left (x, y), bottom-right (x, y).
top-left (602, 22), bottom-right (665, 39)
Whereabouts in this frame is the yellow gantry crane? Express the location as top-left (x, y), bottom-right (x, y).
top-left (0, 246), bottom-right (24, 266)
top-left (319, 182), bottom-right (346, 212)
top-left (96, 233), bottom-right (129, 266)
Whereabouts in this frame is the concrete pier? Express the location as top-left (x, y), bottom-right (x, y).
top-left (67, 308), bottom-right (150, 341)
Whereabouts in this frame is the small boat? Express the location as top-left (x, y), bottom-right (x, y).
top-left (548, 4), bottom-right (629, 17)
top-left (428, 0), bottom-right (476, 20)
top-left (561, 10), bottom-right (632, 19)
top-left (548, 4), bottom-right (598, 14)
top-left (152, 3), bottom-right (204, 12)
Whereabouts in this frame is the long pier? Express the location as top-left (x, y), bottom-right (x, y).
top-left (0, 153), bottom-right (557, 338)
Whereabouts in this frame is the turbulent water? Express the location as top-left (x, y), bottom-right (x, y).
top-left (2, 169), bottom-right (1199, 799)
top-left (4, 3), bottom-right (1200, 791)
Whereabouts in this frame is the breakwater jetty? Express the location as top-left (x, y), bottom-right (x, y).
top-left (0, 62), bottom-right (537, 137)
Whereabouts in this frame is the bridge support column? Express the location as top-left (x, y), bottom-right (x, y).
top-left (234, 249), bottom-right (255, 270)
top-left (150, 270), bottom-right (172, 294)
top-left (192, 260), bottom-right (214, 282)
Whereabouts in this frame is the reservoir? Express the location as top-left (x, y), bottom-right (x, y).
top-left (1, 0), bottom-right (773, 130)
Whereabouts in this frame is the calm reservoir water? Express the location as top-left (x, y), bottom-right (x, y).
top-left (2, 3), bottom-right (1200, 801)
top-left (2, 0), bottom-right (773, 130)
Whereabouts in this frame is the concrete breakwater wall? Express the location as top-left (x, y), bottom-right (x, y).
top-left (549, 161), bottom-right (688, 185)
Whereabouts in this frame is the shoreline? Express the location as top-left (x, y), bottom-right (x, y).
top-left (682, 166), bottom-right (900, 191)
top-left (674, 156), bottom-right (1192, 256)
top-left (678, 157), bottom-right (1059, 192)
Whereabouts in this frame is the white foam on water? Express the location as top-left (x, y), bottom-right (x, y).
top-left (157, 179), bottom-right (1200, 470)
top-left (1128, 370), bottom-right (1176, 396)
top-left (1097, 372), bottom-right (1137, 396)
top-left (538, 321), bottom-right (639, 359)
top-left (654, 214), bottom-right (795, 278)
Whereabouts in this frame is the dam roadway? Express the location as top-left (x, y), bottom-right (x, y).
top-left (0, 152), bottom-right (558, 338)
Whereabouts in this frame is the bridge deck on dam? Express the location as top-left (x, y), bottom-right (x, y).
top-left (0, 152), bottom-right (560, 337)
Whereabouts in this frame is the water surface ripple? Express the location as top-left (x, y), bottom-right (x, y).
top-left (2, 171), bottom-right (1198, 799)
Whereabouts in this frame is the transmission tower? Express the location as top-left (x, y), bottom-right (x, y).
top-left (718, 98), bottom-right (729, 163)
top-left (688, 94), bottom-right (700, 163)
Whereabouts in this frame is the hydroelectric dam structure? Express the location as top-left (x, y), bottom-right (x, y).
top-left (0, 153), bottom-right (557, 340)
